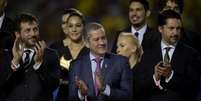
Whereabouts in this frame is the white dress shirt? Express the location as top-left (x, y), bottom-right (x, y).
top-left (13, 48), bottom-right (42, 70)
top-left (131, 24), bottom-right (147, 45)
top-left (153, 41), bottom-right (177, 90)
top-left (0, 13), bottom-right (5, 29)
top-left (78, 52), bottom-right (111, 100)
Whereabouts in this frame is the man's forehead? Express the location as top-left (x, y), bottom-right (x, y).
top-left (164, 19), bottom-right (182, 27)
top-left (20, 21), bottom-right (38, 26)
top-left (130, 2), bottom-right (144, 8)
top-left (90, 28), bottom-right (105, 35)
top-left (19, 22), bottom-right (38, 31)
top-left (166, 0), bottom-right (178, 7)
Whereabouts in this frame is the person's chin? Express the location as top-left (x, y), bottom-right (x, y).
top-left (99, 50), bottom-right (107, 55)
top-left (171, 39), bottom-right (178, 43)
top-left (132, 22), bottom-right (142, 27)
top-left (169, 41), bottom-right (177, 45)
top-left (28, 41), bottom-right (36, 47)
top-left (26, 44), bottom-right (35, 48)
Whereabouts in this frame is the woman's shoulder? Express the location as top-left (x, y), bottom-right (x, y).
top-left (49, 40), bottom-right (64, 49)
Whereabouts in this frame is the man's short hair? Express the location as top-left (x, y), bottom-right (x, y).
top-left (85, 22), bottom-right (104, 41)
top-left (158, 9), bottom-right (181, 26)
top-left (129, 0), bottom-right (150, 11)
top-left (14, 12), bottom-right (38, 32)
top-left (158, 0), bottom-right (184, 14)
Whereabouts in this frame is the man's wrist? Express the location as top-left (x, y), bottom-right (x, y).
top-left (154, 74), bottom-right (161, 81)
top-left (11, 60), bottom-right (20, 71)
top-left (12, 58), bottom-right (20, 65)
top-left (100, 84), bottom-right (106, 92)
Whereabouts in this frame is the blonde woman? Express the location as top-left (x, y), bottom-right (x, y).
top-left (116, 32), bottom-right (143, 69)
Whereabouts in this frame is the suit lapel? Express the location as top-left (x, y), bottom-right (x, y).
top-left (102, 53), bottom-right (113, 82)
top-left (124, 26), bottom-right (131, 32)
top-left (82, 54), bottom-right (96, 95)
top-left (152, 41), bottom-right (163, 63)
top-left (170, 42), bottom-right (183, 69)
top-left (141, 27), bottom-right (152, 47)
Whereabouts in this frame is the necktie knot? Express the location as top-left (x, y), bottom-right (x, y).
top-left (94, 58), bottom-right (102, 71)
top-left (164, 47), bottom-right (171, 64)
top-left (164, 47), bottom-right (171, 52)
top-left (94, 58), bottom-right (102, 64)
top-left (24, 50), bottom-right (31, 54)
top-left (23, 50), bottom-right (31, 67)
top-left (134, 32), bottom-right (139, 38)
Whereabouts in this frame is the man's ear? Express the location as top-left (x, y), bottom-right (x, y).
top-left (146, 10), bottom-right (151, 18)
top-left (85, 41), bottom-right (89, 48)
top-left (15, 32), bottom-right (19, 37)
top-left (158, 26), bottom-right (163, 33)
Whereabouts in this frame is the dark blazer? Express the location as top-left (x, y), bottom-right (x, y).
top-left (111, 26), bottom-right (160, 53)
top-left (0, 48), bottom-right (60, 101)
top-left (49, 40), bottom-right (89, 101)
top-left (68, 53), bottom-right (133, 101)
top-left (0, 50), bottom-right (12, 95)
top-left (0, 14), bottom-right (14, 50)
top-left (134, 41), bottom-right (201, 101)
top-left (180, 28), bottom-right (201, 56)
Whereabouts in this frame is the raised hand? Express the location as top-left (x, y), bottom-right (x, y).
top-left (161, 63), bottom-right (172, 78)
top-left (154, 61), bottom-right (163, 81)
top-left (95, 71), bottom-right (105, 92)
top-left (154, 61), bottom-right (172, 81)
top-left (34, 40), bottom-right (46, 64)
top-left (75, 76), bottom-right (88, 96)
top-left (12, 33), bottom-right (24, 64)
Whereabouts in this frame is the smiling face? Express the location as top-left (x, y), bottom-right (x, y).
top-left (129, 1), bottom-right (150, 28)
top-left (67, 15), bottom-right (84, 42)
top-left (87, 28), bottom-right (107, 57)
top-left (17, 21), bottom-right (40, 48)
top-left (61, 13), bottom-right (70, 35)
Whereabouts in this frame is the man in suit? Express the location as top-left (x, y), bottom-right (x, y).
top-left (111, 0), bottom-right (160, 53)
top-left (68, 22), bottom-right (133, 101)
top-left (0, 0), bottom-right (14, 50)
top-left (134, 10), bottom-right (201, 101)
top-left (158, 0), bottom-right (201, 56)
top-left (0, 13), bottom-right (59, 101)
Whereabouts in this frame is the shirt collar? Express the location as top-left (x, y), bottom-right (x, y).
top-left (23, 48), bottom-right (34, 53)
top-left (161, 40), bottom-right (177, 50)
top-left (0, 13), bottom-right (5, 29)
top-left (89, 52), bottom-right (104, 61)
top-left (131, 24), bottom-right (147, 35)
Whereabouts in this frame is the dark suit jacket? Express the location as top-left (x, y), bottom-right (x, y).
top-left (0, 48), bottom-right (60, 101)
top-left (180, 28), bottom-right (201, 56)
top-left (49, 40), bottom-right (89, 101)
top-left (0, 14), bottom-right (14, 50)
top-left (111, 26), bottom-right (160, 53)
top-left (134, 41), bottom-right (201, 101)
top-left (68, 53), bottom-right (133, 101)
